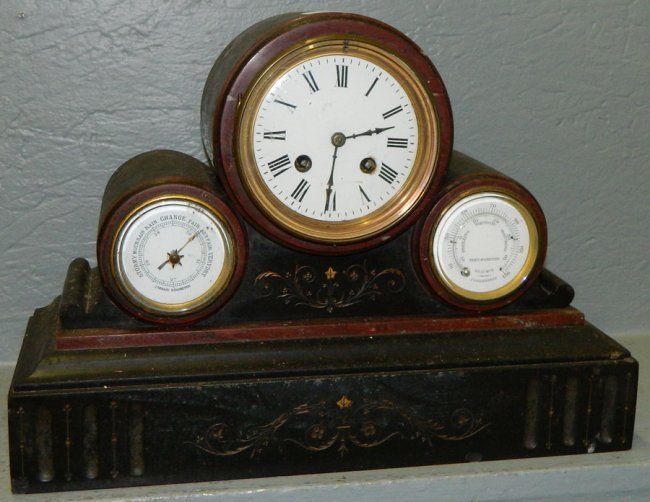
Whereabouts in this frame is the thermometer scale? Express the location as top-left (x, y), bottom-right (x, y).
top-left (432, 191), bottom-right (537, 301)
top-left (418, 152), bottom-right (547, 310)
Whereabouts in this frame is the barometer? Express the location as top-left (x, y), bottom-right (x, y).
top-left (201, 12), bottom-right (453, 254)
top-left (97, 150), bottom-right (246, 324)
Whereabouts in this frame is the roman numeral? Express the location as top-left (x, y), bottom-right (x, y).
top-left (268, 154), bottom-right (291, 177)
top-left (274, 99), bottom-right (297, 110)
top-left (365, 77), bottom-right (379, 97)
top-left (382, 105), bottom-right (403, 120)
top-left (336, 65), bottom-right (349, 87)
top-left (291, 179), bottom-right (310, 202)
top-left (263, 130), bottom-right (286, 140)
top-left (302, 70), bottom-right (319, 93)
top-left (387, 137), bottom-right (408, 148)
top-left (379, 163), bottom-right (399, 184)
top-left (359, 186), bottom-right (371, 203)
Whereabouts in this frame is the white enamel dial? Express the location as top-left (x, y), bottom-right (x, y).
top-left (432, 192), bottom-right (538, 300)
top-left (251, 54), bottom-right (418, 222)
top-left (113, 197), bottom-right (235, 315)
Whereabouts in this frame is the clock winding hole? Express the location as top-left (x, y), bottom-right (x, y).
top-left (360, 157), bottom-right (377, 174)
top-left (295, 155), bottom-right (312, 173)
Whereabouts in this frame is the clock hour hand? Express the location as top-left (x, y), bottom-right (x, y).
top-left (345, 126), bottom-right (394, 140)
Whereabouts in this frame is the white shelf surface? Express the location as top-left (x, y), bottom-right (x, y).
top-left (1, 334), bottom-right (648, 502)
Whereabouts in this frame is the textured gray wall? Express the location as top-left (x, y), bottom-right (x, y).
top-left (1, 0), bottom-right (648, 361)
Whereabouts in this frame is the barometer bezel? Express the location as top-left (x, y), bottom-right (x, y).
top-left (96, 150), bottom-right (247, 325)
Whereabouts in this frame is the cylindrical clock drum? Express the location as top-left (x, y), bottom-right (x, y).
top-left (97, 150), bottom-right (246, 325)
top-left (201, 12), bottom-right (453, 254)
top-left (417, 152), bottom-right (547, 311)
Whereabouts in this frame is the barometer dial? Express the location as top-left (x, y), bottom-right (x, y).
top-left (97, 150), bottom-right (245, 325)
top-left (111, 196), bottom-right (235, 318)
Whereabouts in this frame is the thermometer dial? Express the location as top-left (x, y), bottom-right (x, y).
top-left (112, 196), bottom-right (235, 318)
top-left (432, 192), bottom-right (538, 302)
top-left (417, 154), bottom-right (547, 312)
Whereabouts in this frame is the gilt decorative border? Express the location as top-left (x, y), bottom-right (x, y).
top-left (254, 262), bottom-right (405, 312)
top-left (191, 395), bottom-right (489, 458)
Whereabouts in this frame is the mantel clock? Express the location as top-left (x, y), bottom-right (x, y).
top-left (7, 11), bottom-right (637, 496)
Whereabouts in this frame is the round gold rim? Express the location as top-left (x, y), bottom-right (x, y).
top-left (430, 190), bottom-right (540, 302)
top-left (236, 37), bottom-right (440, 244)
top-left (111, 195), bottom-right (237, 316)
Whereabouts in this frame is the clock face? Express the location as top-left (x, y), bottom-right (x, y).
top-left (236, 40), bottom-right (441, 247)
top-left (250, 54), bottom-right (418, 223)
top-left (202, 13), bottom-right (453, 254)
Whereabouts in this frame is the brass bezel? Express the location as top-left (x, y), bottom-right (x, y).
top-left (430, 190), bottom-right (540, 303)
top-left (110, 195), bottom-right (237, 316)
top-left (236, 37), bottom-right (440, 244)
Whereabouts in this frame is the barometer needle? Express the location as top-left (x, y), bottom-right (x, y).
top-left (157, 230), bottom-right (201, 270)
top-left (177, 230), bottom-right (201, 253)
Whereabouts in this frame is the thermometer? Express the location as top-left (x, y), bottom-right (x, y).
top-left (419, 152), bottom-right (547, 310)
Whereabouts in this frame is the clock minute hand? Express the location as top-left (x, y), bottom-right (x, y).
top-left (345, 126), bottom-right (395, 139)
top-left (324, 132), bottom-right (348, 212)
top-left (324, 145), bottom-right (339, 212)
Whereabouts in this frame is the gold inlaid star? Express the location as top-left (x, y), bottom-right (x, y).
top-left (325, 266), bottom-right (337, 280)
top-left (337, 395), bottom-right (352, 409)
